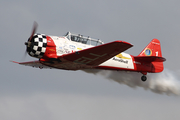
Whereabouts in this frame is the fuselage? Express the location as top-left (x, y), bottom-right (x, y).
top-left (46, 35), bottom-right (135, 71)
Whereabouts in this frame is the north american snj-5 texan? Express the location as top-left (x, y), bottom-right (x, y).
top-left (13, 22), bottom-right (166, 81)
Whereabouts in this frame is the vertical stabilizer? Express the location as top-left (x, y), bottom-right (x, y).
top-left (138, 39), bottom-right (162, 57)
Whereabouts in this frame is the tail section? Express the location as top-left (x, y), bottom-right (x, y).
top-left (138, 38), bottom-right (162, 57)
top-left (134, 39), bottom-right (166, 73)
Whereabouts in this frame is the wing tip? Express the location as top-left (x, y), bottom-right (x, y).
top-left (10, 60), bottom-right (20, 64)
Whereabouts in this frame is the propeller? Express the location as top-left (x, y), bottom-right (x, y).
top-left (24, 21), bottom-right (38, 58)
top-left (28, 21), bottom-right (38, 42)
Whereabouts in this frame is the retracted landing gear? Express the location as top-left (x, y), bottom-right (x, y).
top-left (141, 75), bottom-right (147, 82)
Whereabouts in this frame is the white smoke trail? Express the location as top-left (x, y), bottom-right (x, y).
top-left (83, 69), bottom-right (180, 96)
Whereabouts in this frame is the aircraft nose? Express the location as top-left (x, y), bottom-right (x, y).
top-left (27, 34), bottom-right (47, 58)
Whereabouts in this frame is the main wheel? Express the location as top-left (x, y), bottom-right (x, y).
top-left (141, 75), bottom-right (147, 82)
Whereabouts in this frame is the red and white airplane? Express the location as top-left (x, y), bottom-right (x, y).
top-left (13, 22), bottom-right (166, 81)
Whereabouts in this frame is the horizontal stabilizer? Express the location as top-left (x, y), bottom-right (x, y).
top-left (134, 56), bottom-right (166, 63)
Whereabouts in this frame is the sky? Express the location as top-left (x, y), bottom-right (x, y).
top-left (1, 0), bottom-right (180, 120)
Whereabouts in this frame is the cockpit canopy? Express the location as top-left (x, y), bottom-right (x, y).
top-left (64, 32), bottom-right (104, 46)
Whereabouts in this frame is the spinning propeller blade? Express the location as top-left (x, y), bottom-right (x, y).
top-left (24, 21), bottom-right (38, 57)
top-left (29, 21), bottom-right (38, 42)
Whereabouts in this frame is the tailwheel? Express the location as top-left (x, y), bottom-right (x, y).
top-left (141, 75), bottom-right (147, 82)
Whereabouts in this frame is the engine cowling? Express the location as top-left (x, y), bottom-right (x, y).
top-left (27, 33), bottom-right (47, 58)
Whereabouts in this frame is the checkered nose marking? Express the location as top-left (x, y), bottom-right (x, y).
top-left (28, 34), bottom-right (47, 58)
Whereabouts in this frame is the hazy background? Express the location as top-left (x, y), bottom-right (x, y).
top-left (1, 0), bottom-right (180, 120)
